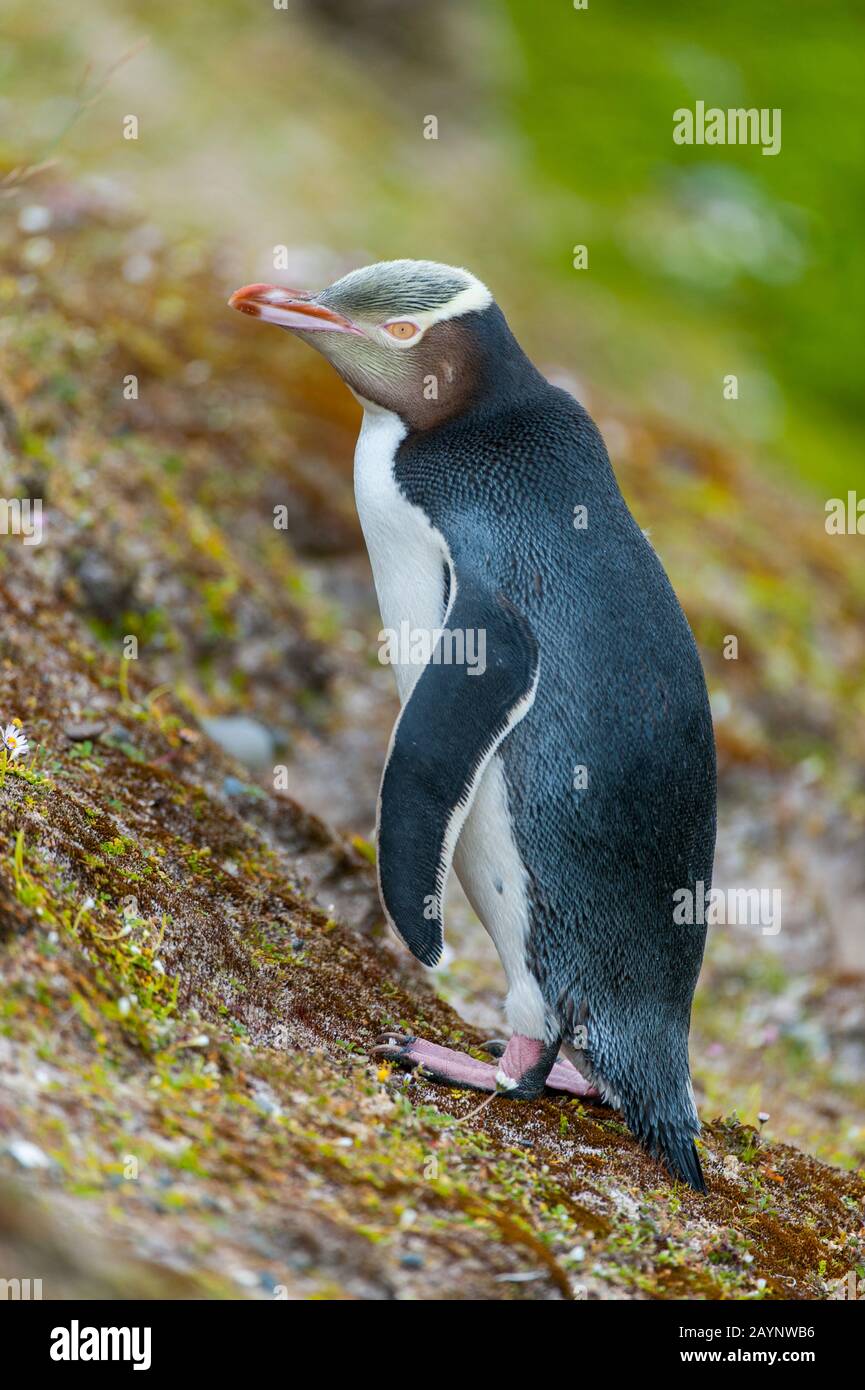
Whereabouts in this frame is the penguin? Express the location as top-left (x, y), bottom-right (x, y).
top-left (229, 261), bottom-right (717, 1190)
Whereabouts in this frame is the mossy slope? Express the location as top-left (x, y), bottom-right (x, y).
top-left (1, 564), bottom-right (862, 1301)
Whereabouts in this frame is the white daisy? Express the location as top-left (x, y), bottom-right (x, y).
top-left (2, 720), bottom-right (30, 762)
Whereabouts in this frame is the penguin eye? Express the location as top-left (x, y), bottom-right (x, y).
top-left (383, 320), bottom-right (420, 342)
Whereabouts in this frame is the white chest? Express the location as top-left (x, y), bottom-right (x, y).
top-left (353, 407), bottom-right (450, 704)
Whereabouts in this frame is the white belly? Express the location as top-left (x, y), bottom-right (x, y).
top-left (454, 757), bottom-right (551, 1040)
top-left (353, 405), bottom-right (448, 704)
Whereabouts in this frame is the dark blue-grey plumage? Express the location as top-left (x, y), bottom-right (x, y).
top-left (386, 306), bottom-right (716, 1190)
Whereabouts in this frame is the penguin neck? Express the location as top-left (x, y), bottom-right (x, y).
top-left (356, 303), bottom-right (547, 438)
top-left (460, 303), bottom-right (548, 419)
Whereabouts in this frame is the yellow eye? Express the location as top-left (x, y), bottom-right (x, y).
top-left (383, 321), bottom-right (418, 341)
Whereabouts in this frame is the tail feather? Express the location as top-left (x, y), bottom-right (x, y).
top-left (647, 1121), bottom-right (706, 1193)
top-left (566, 1032), bottom-right (707, 1192)
top-left (619, 1092), bottom-right (707, 1192)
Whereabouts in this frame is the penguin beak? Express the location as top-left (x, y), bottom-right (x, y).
top-left (228, 283), bottom-right (363, 335)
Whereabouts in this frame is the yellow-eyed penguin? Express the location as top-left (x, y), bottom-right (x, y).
top-left (229, 261), bottom-right (716, 1190)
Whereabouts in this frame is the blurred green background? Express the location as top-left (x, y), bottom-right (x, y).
top-left (1, 0), bottom-right (862, 490)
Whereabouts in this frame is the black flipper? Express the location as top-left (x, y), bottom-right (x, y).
top-left (377, 575), bottom-right (538, 966)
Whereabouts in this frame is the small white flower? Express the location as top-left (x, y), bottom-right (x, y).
top-left (2, 720), bottom-right (30, 762)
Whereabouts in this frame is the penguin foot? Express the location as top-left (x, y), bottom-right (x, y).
top-left (496, 1035), bottom-right (599, 1099)
top-left (481, 1037), bottom-right (597, 1097)
top-left (372, 1032), bottom-right (498, 1093)
top-left (372, 1031), bottom-right (598, 1100)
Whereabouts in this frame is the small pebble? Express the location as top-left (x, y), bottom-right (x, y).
top-left (202, 715), bottom-right (275, 769)
top-left (7, 1139), bottom-right (52, 1170)
top-left (64, 721), bottom-right (106, 742)
top-left (18, 204), bottom-right (52, 233)
top-left (23, 236), bottom-right (53, 266)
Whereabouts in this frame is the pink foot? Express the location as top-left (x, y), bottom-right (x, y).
top-left (372, 1031), bottom-right (599, 1100)
top-left (372, 1033), bottom-right (498, 1092)
top-left (545, 1057), bottom-right (599, 1098)
top-left (497, 1035), bottom-right (598, 1098)
top-left (482, 1037), bottom-right (599, 1099)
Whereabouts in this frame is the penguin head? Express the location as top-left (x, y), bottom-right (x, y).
top-left (229, 259), bottom-right (533, 428)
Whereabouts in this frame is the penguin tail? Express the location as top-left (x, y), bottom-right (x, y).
top-left (620, 1096), bottom-right (708, 1193)
top-left (649, 1122), bottom-right (706, 1193)
top-left (573, 1033), bottom-right (708, 1192)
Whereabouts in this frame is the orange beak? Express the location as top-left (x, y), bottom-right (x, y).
top-left (228, 283), bottom-right (363, 334)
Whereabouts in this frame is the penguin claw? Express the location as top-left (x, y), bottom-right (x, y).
top-left (372, 1030), bottom-right (415, 1052)
top-left (480, 1037), bottom-right (508, 1058)
top-left (371, 1033), bottom-right (419, 1067)
top-left (370, 1033), bottom-right (499, 1093)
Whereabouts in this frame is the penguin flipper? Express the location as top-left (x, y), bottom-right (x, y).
top-left (377, 580), bottom-right (539, 967)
